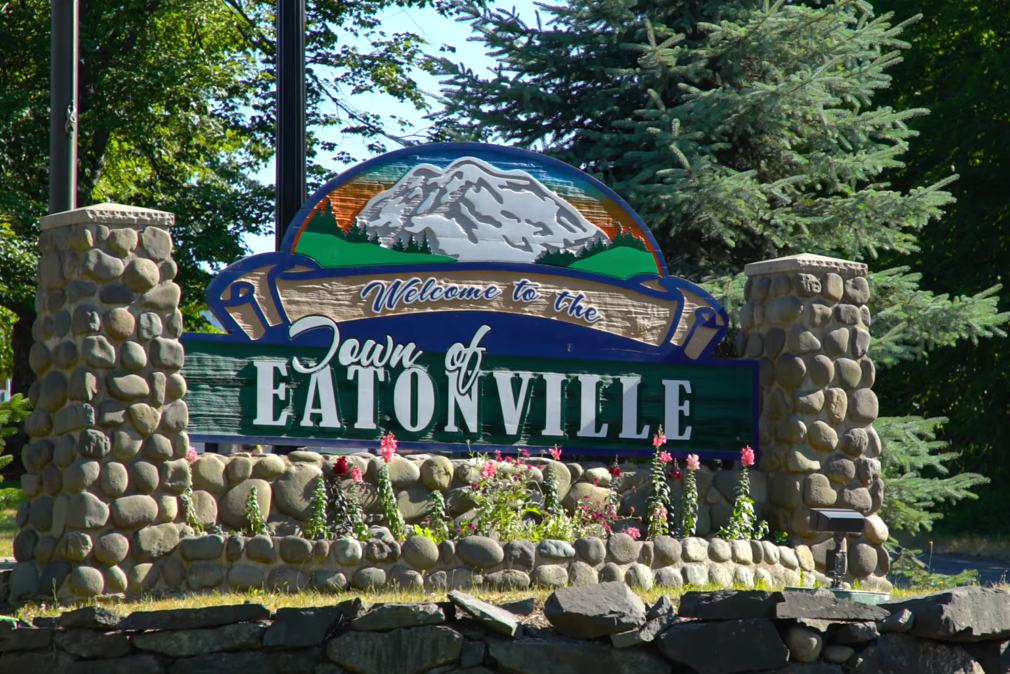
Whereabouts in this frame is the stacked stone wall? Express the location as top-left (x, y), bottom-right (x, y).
top-left (12, 204), bottom-right (189, 601)
top-left (740, 254), bottom-right (887, 581)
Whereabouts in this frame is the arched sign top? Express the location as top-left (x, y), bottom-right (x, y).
top-left (281, 142), bottom-right (669, 280)
top-left (184, 144), bottom-right (754, 457)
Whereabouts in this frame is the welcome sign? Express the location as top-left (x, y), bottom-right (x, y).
top-left (181, 144), bottom-right (756, 457)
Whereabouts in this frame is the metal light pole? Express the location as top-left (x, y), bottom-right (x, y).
top-left (49, 0), bottom-right (79, 214)
top-left (271, 0), bottom-right (307, 456)
top-left (275, 0), bottom-right (306, 250)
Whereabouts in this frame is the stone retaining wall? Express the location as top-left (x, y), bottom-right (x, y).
top-left (0, 586), bottom-right (1003, 674)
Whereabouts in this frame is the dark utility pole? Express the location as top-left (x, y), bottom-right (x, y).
top-left (272, 0), bottom-right (307, 456)
top-left (275, 0), bottom-right (307, 249)
top-left (50, 0), bottom-right (79, 214)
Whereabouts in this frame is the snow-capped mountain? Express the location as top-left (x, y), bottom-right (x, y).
top-left (353, 157), bottom-right (608, 263)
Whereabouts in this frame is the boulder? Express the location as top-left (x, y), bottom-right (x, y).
top-left (456, 536), bottom-right (505, 568)
top-left (325, 625), bottom-right (462, 674)
top-left (885, 587), bottom-right (1010, 642)
top-left (263, 607), bottom-right (342, 648)
top-left (543, 581), bottom-right (646, 638)
top-left (776, 588), bottom-right (889, 621)
top-left (850, 634), bottom-right (984, 674)
top-left (448, 591), bottom-right (523, 638)
top-left (120, 604), bottom-right (271, 631)
top-left (658, 619), bottom-right (789, 674)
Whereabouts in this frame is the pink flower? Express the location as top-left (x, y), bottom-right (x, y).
top-left (481, 461), bottom-right (497, 479)
top-left (652, 431), bottom-right (666, 448)
top-left (518, 448), bottom-right (529, 459)
top-left (624, 527), bottom-right (641, 540)
top-left (673, 467), bottom-right (682, 480)
top-left (185, 446), bottom-right (198, 463)
top-left (379, 432), bottom-right (397, 462)
top-left (608, 463), bottom-right (621, 478)
top-left (549, 447), bottom-right (562, 461)
top-left (741, 445), bottom-right (755, 468)
top-left (333, 456), bottom-right (348, 475)
top-left (350, 466), bottom-right (364, 483)
top-left (657, 451), bottom-right (673, 464)
top-left (495, 449), bottom-right (502, 462)
top-left (686, 454), bottom-right (700, 471)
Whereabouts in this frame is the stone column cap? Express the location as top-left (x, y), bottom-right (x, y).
top-left (744, 253), bottom-right (866, 277)
top-left (39, 203), bottom-right (175, 231)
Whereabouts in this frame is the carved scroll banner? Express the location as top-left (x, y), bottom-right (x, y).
top-left (182, 143), bottom-right (756, 457)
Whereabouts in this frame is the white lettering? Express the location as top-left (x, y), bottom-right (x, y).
top-left (301, 366), bottom-right (341, 428)
top-left (662, 379), bottom-right (692, 440)
top-left (348, 366), bottom-right (384, 430)
top-left (493, 371), bottom-right (534, 435)
top-left (541, 373), bottom-right (567, 437)
top-left (394, 368), bottom-right (436, 432)
top-left (288, 316), bottom-right (340, 374)
top-left (445, 371), bottom-right (479, 433)
top-left (618, 376), bottom-right (649, 439)
top-left (253, 360), bottom-right (291, 426)
top-left (577, 374), bottom-right (609, 438)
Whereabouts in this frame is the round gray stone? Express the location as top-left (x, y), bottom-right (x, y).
top-left (607, 533), bottom-right (640, 564)
top-left (130, 460), bottom-right (161, 494)
top-left (655, 566), bottom-right (684, 588)
top-left (485, 569), bottom-right (531, 590)
top-left (69, 565), bottom-right (106, 597)
top-left (330, 537), bottom-right (363, 566)
top-left (112, 428), bottom-right (143, 461)
top-left (402, 535), bottom-right (440, 570)
top-left (142, 226), bottom-right (173, 261)
top-left (110, 494), bottom-right (158, 529)
top-left (63, 459), bottom-right (101, 493)
top-left (219, 478), bottom-right (272, 530)
top-left (503, 539), bottom-right (536, 571)
top-left (682, 538), bottom-right (709, 563)
top-left (625, 563), bottom-right (654, 590)
top-left (228, 564), bottom-right (266, 591)
top-left (456, 536), bottom-right (505, 568)
top-left (368, 456), bottom-right (421, 488)
top-left (538, 539), bottom-right (576, 561)
top-left (180, 535), bottom-right (225, 562)
top-left (654, 536), bottom-right (682, 565)
top-left (38, 371), bottom-right (68, 412)
top-left (227, 456), bottom-right (253, 483)
top-left (132, 522), bottom-right (181, 562)
top-left (254, 454), bottom-right (286, 479)
top-left (568, 561), bottom-right (599, 586)
top-left (421, 456), bottom-right (454, 491)
top-left (707, 538), bottom-right (731, 563)
top-left (244, 535), bottom-right (276, 563)
top-left (598, 562), bottom-right (625, 583)
top-left (124, 258), bottom-right (161, 292)
top-left (82, 335), bottom-right (116, 368)
top-left (192, 454), bottom-right (228, 494)
top-left (312, 569), bottom-right (349, 593)
top-left (104, 308), bottom-right (136, 340)
top-left (159, 458), bottom-right (191, 493)
top-left (279, 536), bottom-right (314, 563)
top-left (120, 341), bottom-right (148, 370)
top-left (13, 529), bottom-right (39, 562)
top-left (272, 463), bottom-right (322, 519)
top-left (574, 536), bottom-right (606, 565)
top-left (58, 531), bottom-right (93, 562)
top-left (709, 564), bottom-right (733, 588)
top-left (65, 491), bottom-right (109, 529)
top-left (53, 435), bottom-right (77, 469)
top-left (531, 564), bottom-right (569, 588)
top-left (352, 567), bottom-right (387, 591)
top-left (786, 625), bottom-right (823, 663)
top-left (28, 495), bottom-right (54, 532)
top-left (137, 312), bottom-right (163, 341)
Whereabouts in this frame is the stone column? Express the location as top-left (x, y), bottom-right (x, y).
top-left (11, 203), bottom-right (190, 601)
top-left (740, 254), bottom-right (887, 587)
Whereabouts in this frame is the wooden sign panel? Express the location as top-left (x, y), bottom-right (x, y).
top-left (181, 143), bottom-right (756, 457)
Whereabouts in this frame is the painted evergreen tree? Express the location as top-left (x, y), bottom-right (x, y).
top-left (434, 0), bottom-right (1005, 534)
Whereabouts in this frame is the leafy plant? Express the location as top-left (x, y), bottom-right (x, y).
top-left (890, 544), bottom-right (979, 590)
top-left (0, 394), bottom-right (30, 470)
top-left (645, 427), bottom-right (673, 540)
top-left (717, 447), bottom-right (770, 541)
top-left (303, 477), bottom-right (331, 541)
top-left (243, 485), bottom-right (268, 536)
top-left (465, 453), bottom-right (541, 542)
top-left (418, 490), bottom-right (453, 543)
top-left (180, 486), bottom-right (204, 535)
top-left (681, 455), bottom-right (700, 537)
top-left (324, 457), bottom-right (370, 540)
top-left (0, 487), bottom-right (24, 511)
top-left (376, 432), bottom-right (407, 541)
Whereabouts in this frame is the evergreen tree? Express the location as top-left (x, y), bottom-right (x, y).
top-left (0, 394), bottom-right (30, 470)
top-left (391, 237), bottom-right (407, 252)
top-left (434, 0), bottom-right (1006, 534)
top-left (406, 235), bottom-right (420, 253)
top-left (420, 232), bottom-right (433, 254)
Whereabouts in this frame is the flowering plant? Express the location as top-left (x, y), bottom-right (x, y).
top-left (717, 446), bottom-right (769, 541)
top-left (681, 453), bottom-right (700, 536)
top-left (375, 432), bottom-right (406, 540)
top-left (645, 425), bottom-right (674, 540)
top-left (322, 457), bottom-right (369, 540)
top-left (185, 446), bottom-right (199, 463)
top-left (549, 446), bottom-right (562, 461)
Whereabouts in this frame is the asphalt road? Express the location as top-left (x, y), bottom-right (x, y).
top-left (921, 552), bottom-right (1010, 586)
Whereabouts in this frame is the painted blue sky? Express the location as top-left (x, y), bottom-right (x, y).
top-left (245, 0), bottom-right (540, 256)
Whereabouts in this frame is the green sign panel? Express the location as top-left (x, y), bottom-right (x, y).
top-left (182, 143), bottom-right (757, 457)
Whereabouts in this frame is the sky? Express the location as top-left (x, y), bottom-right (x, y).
top-left (243, 0), bottom-right (541, 256)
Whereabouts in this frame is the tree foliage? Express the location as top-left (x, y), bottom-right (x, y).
top-left (433, 0), bottom-right (1007, 532)
top-left (0, 0), bottom-right (449, 391)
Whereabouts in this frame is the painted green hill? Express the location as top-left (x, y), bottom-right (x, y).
top-left (295, 231), bottom-right (456, 268)
top-left (567, 246), bottom-right (658, 278)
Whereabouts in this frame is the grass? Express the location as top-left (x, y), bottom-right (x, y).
top-left (0, 509), bottom-right (15, 558)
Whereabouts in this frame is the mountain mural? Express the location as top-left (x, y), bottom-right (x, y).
top-left (353, 157), bottom-right (610, 264)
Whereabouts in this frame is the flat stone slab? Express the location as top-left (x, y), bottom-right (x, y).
top-left (885, 587), bottom-right (1010, 642)
top-left (263, 607), bottom-right (341, 648)
top-left (326, 625), bottom-right (463, 674)
top-left (350, 603), bottom-right (444, 631)
top-left (657, 619), bottom-right (789, 674)
top-left (678, 590), bottom-right (782, 620)
top-left (543, 581), bottom-right (646, 639)
top-left (449, 591), bottom-right (523, 638)
top-left (56, 605), bottom-right (124, 629)
top-left (120, 604), bottom-right (272, 631)
top-left (165, 647), bottom-right (322, 674)
top-left (132, 623), bottom-right (267, 657)
top-left (775, 589), bottom-right (889, 622)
